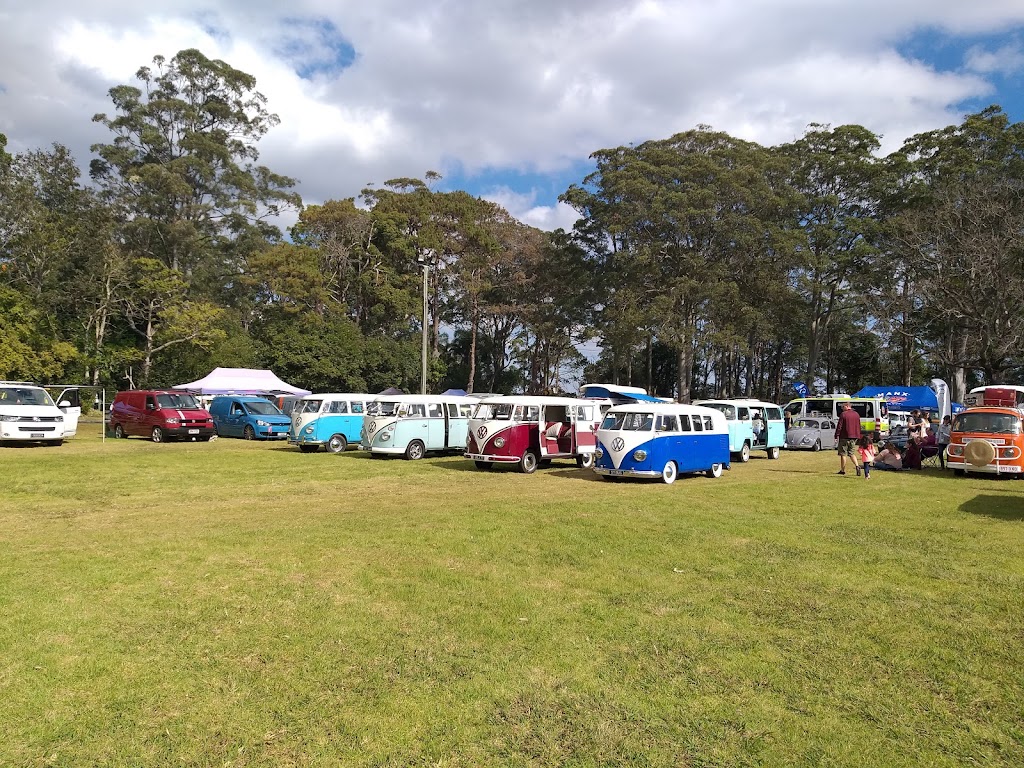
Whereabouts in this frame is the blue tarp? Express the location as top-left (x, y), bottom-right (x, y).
top-left (442, 388), bottom-right (468, 396)
top-left (854, 386), bottom-right (938, 412)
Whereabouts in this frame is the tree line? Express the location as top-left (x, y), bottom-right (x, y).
top-left (2, 49), bottom-right (1022, 404)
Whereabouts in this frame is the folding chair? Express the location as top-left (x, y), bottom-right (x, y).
top-left (920, 444), bottom-right (942, 469)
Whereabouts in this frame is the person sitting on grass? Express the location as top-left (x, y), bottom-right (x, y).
top-left (875, 443), bottom-right (904, 471)
top-left (904, 436), bottom-right (923, 470)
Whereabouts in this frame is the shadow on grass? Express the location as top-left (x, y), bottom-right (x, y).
top-left (546, 467), bottom-right (605, 483)
top-left (959, 494), bottom-right (1024, 521)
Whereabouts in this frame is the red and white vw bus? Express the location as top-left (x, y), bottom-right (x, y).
top-left (464, 396), bottom-right (601, 473)
top-left (946, 386), bottom-right (1024, 477)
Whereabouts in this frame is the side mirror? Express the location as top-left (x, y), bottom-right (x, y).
top-left (58, 400), bottom-right (71, 408)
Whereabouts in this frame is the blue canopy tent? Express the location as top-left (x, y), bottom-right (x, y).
top-left (442, 388), bottom-right (468, 396)
top-left (854, 386), bottom-right (937, 412)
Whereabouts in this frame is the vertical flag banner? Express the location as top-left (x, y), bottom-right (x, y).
top-left (793, 382), bottom-right (808, 398)
top-left (930, 379), bottom-right (951, 421)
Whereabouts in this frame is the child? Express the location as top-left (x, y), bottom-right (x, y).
top-left (857, 436), bottom-right (876, 479)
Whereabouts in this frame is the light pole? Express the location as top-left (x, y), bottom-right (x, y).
top-left (416, 252), bottom-right (432, 394)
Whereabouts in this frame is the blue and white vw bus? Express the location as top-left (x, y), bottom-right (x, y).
top-left (593, 403), bottom-right (730, 483)
top-left (694, 399), bottom-right (786, 462)
top-left (288, 393), bottom-right (369, 453)
top-left (363, 394), bottom-right (477, 460)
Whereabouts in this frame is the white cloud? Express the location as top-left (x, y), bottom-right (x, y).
top-left (481, 188), bottom-right (581, 232)
top-left (965, 42), bottom-right (1024, 75)
top-left (1, 0), bottom-right (1023, 231)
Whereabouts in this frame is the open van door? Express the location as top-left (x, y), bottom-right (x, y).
top-left (56, 387), bottom-right (81, 437)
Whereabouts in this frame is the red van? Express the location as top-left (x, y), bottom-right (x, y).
top-left (109, 390), bottom-right (215, 443)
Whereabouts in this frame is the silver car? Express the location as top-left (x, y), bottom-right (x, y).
top-left (785, 417), bottom-right (836, 451)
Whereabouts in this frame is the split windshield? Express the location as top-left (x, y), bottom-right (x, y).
top-left (0, 387), bottom-right (54, 406)
top-left (601, 411), bottom-right (655, 431)
top-left (367, 401), bottom-right (399, 417)
top-left (702, 403), bottom-right (736, 419)
top-left (954, 412), bottom-right (1021, 435)
top-left (156, 393), bottom-right (199, 409)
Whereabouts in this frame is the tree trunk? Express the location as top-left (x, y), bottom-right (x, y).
top-left (467, 306), bottom-right (478, 395)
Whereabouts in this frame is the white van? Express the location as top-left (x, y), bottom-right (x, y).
top-left (0, 382), bottom-right (80, 445)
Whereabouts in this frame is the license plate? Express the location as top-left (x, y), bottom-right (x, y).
top-left (31, 433), bottom-right (44, 439)
top-left (188, 429), bottom-right (199, 434)
top-left (607, 469), bottom-right (624, 476)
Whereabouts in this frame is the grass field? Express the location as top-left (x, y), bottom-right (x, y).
top-left (2, 430), bottom-right (1023, 767)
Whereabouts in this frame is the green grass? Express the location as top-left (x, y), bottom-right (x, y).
top-left (1, 431), bottom-right (1023, 766)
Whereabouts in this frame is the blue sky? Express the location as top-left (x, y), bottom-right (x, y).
top-left (1, 1), bottom-right (1023, 232)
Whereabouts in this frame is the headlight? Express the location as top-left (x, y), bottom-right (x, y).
top-left (494, 437), bottom-right (505, 448)
top-left (948, 445), bottom-right (964, 456)
top-left (256, 420), bottom-right (270, 427)
top-left (1000, 447), bottom-right (1019, 458)
top-left (595, 448), bottom-right (603, 459)
top-left (166, 417), bottom-right (179, 424)
top-left (801, 436), bottom-right (811, 444)
top-left (380, 433), bottom-right (391, 441)
top-left (304, 426), bottom-right (314, 434)
top-left (633, 449), bottom-right (647, 461)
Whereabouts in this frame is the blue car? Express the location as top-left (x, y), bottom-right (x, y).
top-left (209, 395), bottom-right (291, 440)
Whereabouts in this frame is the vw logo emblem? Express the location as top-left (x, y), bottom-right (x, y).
top-left (611, 437), bottom-right (625, 451)
top-left (33, 416), bottom-right (41, 422)
top-left (477, 425), bottom-right (487, 439)
top-left (369, 421), bottom-right (377, 433)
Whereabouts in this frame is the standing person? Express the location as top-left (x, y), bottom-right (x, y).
top-left (908, 409), bottom-right (927, 440)
top-left (834, 402), bottom-right (862, 476)
top-left (936, 415), bottom-right (952, 469)
top-left (857, 436), bottom-right (876, 479)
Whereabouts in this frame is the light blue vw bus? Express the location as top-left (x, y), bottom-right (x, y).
top-left (593, 402), bottom-right (730, 483)
top-left (694, 399), bottom-right (785, 462)
top-left (363, 394), bottom-right (476, 460)
top-left (289, 393), bottom-right (369, 453)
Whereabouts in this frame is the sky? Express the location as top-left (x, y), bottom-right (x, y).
top-left (1, 0), bottom-right (1023, 234)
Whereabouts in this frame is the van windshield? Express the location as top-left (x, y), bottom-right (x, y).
top-left (0, 387), bottom-right (53, 406)
top-left (601, 412), bottom-right (654, 431)
top-left (701, 403), bottom-right (736, 419)
top-left (297, 399), bottom-right (323, 414)
top-left (245, 400), bottom-right (283, 416)
top-left (474, 402), bottom-right (514, 420)
top-left (156, 393), bottom-right (199, 409)
top-left (954, 412), bottom-right (1021, 435)
top-left (367, 401), bottom-right (398, 417)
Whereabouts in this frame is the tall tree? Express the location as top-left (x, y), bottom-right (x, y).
top-left (90, 49), bottom-right (301, 283)
top-left (779, 124), bottom-right (884, 390)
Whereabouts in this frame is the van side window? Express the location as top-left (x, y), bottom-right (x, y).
top-left (692, 416), bottom-right (704, 432)
top-left (428, 403), bottom-right (444, 418)
top-left (350, 402), bottom-right (364, 414)
top-left (328, 401), bottom-right (348, 414)
top-left (146, 396), bottom-right (156, 410)
top-left (522, 405), bottom-right (539, 421)
top-left (231, 402), bottom-right (244, 415)
top-left (577, 405), bottom-right (593, 421)
top-left (738, 407), bottom-right (749, 420)
top-left (406, 404), bottom-right (425, 417)
top-left (448, 403), bottom-right (460, 417)
top-left (765, 407), bottom-right (782, 420)
top-left (704, 416), bottom-right (713, 430)
top-left (657, 414), bottom-right (679, 432)
top-left (679, 415), bottom-right (691, 432)
top-left (459, 404), bottom-right (473, 417)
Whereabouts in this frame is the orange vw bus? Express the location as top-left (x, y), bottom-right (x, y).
top-left (945, 386), bottom-right (1024, 477)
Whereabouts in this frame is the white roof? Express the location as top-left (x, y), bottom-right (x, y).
top-left (299, 393), bottom-right (370, 400)
top-left (173, 367), bottom-right (311, 395)
top-left (370, 393), bottom-right (480, 403)
top-left (697, 398), bottom-right (782, 409)
top-left (473, 395), bottom-right (587, 406)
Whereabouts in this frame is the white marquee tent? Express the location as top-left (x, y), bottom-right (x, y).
top-left (173, 367), bottom-right (311, 395)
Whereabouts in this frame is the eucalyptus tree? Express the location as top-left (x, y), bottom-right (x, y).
top-left (890, 106), bottom-right (1024, 391)
top-left (565, 128), bottom-right (789, 401)
top-left (779, 124), bottom-right (884, 390)
top-left (90, 49), bottom-right (301, 284)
